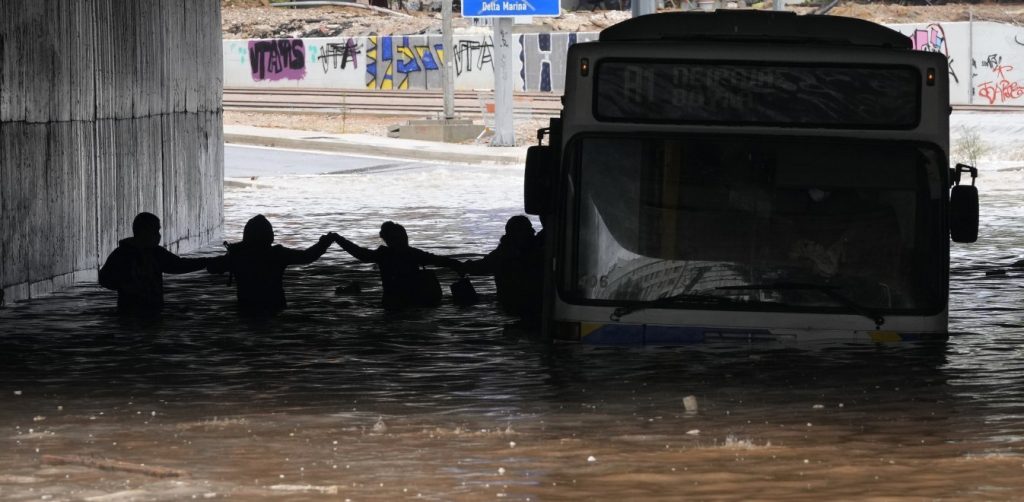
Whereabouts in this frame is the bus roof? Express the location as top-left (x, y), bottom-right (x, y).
top-left (599, 10), bottom-right (911, 49)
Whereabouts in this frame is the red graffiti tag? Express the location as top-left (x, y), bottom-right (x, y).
top-left (977, 64), bottom-right (1024, 105)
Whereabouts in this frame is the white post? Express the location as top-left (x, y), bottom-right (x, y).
top-left (968, 9), bottom-right (974, 105)
top-left (442, 0), bottom-right (455, 120)
top-left (774, 0), bottom-right (784, 10)
top-left (631, 0), bottom-right (656, 17)
top-left (491, 17), bottom-right (515, 147)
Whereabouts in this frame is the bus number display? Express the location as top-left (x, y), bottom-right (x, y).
top-left (597, 61), bottom-right (920, 128)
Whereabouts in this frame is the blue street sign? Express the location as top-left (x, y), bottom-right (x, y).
top-left (461, 0), bottom-right (560, 17)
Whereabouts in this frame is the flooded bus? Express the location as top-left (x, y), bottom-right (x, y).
top-left (524, 10), bottom-right (979, 344)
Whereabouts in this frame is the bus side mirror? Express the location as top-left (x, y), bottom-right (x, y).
top-left (949, 163), bottom-right (978, 243)
top-left (524, 145), bottom-right (554, 215)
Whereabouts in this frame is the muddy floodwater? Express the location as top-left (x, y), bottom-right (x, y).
top-left (3, 141), bottom-right (1024, 500)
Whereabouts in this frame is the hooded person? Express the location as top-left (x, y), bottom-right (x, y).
top-left (98, 212), bottom-right (214, 313)
top-left (208, 214), bottom-right (334, 313)
top-left (333, 221), bottom-right (463, 310)
top-left (463, 215), bottom-right (543, 319)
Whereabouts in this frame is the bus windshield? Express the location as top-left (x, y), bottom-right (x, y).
top-left (567, 134), bottom-right (947, 313)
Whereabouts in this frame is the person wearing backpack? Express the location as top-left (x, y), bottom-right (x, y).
top-left (333, 221), bottom-right (463, 310)
top-left (98, 212), bottom-right (215, 314)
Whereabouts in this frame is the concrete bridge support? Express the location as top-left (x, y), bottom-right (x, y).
top-left (1, 0), bottom-right (223, 303)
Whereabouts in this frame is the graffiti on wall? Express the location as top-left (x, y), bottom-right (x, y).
top-left (976, 53), bottom-right (1024, 104)
top-left (908, 24), bottom-right (959, 84)
top-left (519, 33), bottom-right (597, 92)
top-left (365, 36), bottom-right (445, 90)
top-left (453, 39), bottom-right (494, 76)
top-left (318, 39), bottom-right (362, 72)
top-left (520, 33), bottom-right (568, 92)
top-left (223, 23), bottom-right (1021, 106)
top-left (248, 39), bottom-right (306, 81)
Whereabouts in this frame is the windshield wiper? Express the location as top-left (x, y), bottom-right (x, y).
top-left (610, 292), bottom-right (736, 322)
top-left (715, 282), bottom-right (886, 329)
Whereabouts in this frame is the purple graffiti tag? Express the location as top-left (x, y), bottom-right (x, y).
top-left (909, 24), bottom-right (947, 54)
top-left (908, 24), bottom-right (958, 84)
top-left (248, 39), bottom-right (306, 81)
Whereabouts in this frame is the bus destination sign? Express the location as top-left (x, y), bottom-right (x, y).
top-left (595, 61), bottom-right (921, 128)
top-left (461, 0), bottom-right (561, 17)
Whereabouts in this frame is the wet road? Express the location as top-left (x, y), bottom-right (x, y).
top-left (224, 146), bottom-right (420, 178)
top-left (1, 145), bottom-right (1024, 500)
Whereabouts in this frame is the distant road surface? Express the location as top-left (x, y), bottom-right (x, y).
top-left (224, 144), bottom-right (440, 178)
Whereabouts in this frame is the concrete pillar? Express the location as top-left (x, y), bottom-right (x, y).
top-left (0, 0), bottom-right (224, 303)
top-left (632, 0), bottom-right (656, 17)
top-left (491, 17), bottom-right (516, 147)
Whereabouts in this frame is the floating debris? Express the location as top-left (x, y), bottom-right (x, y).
top-left (682, 395), bottom-right (698, 413)
top-left (270, 484), bottom-right (339, 495)
top-left (41, 454), bottom-right (189, 478)
top-left (686, 429), bottom-right (701, 436)
top-left (0, 475), bottom-right (42, 484)
top-left (587, 455), bottom-right (597, 463)
top-left (372, 416), bottom-right (388, 433)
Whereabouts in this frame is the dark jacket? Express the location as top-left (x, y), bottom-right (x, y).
top-left (464, 235), bottom-right (543, 317)
top-left (337, 238), bottom-right (459, 310)
top-left (210, 240), bottom-right (330, 313)
top-left (98, 237), bottom-right (209, 311)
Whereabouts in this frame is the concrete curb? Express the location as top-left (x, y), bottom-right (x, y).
top-left (224, 132), bottom-right (528, 165)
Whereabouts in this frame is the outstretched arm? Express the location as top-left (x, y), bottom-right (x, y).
top-left (157, 247), bottom-right (212, 275)
top-left (413, 248), bottom-right (464, 274)
top-left (334, 235), bottom-right (381, 263)
top-left (280, 234), bottom-right (334, 266)
top-left (462, 247), bottom-right (500, 276)
top-left (205, 254), bottom-right (229, 274)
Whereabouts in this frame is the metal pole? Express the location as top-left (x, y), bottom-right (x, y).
top-left (491, 17), bottom-right (515, 146)
top-left (968, 9), bottom-right (974, 105)
top-left (442, 0), bottom-right (455, 121)
top-left (774, 0), bottom-right (784, 11)
top-left (631, 0), bottom-right (656, 17)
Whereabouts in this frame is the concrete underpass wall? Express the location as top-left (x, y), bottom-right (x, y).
top-left (1, 0), bottom-right (224, 303)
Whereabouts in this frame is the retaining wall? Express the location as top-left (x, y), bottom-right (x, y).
top-left (223, 21), bottom-right (1024, 105)
top-left (224, 32), bottom-right (599, 93)
top-left (1, 0), bottom-right (224, 303)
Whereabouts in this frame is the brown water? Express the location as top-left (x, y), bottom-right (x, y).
top-left (2, 152), bottom-right (1024, 500)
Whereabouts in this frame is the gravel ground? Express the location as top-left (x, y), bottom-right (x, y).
top-left (222, 1), bottom-right (1023, 39)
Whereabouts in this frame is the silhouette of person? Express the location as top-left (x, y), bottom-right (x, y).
top-left (333, 221), bottom-right (462, 310)
top-left (98, 212), bottom-right (214, 313)
top-left (208, 214), bottom-right (333, 313)
top-left (464, 215), bottom-right (543, 320)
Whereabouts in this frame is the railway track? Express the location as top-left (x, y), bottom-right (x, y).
top-left (223, 87), bottom-right (563, 118)
top-left (224, 87), bottom-right (1024, 117)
